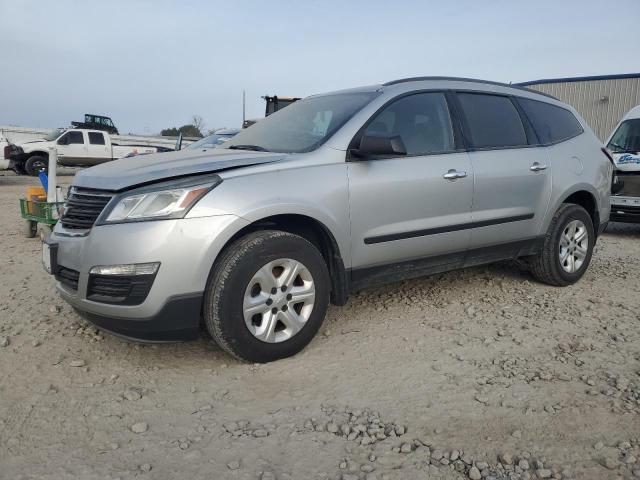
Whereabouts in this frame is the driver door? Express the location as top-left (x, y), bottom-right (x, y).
top-left (347, 92), bottom-right (473, 287)
top-left (57, 131), bottom-right (87, 165)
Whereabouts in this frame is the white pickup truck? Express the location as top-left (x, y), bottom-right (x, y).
top-left (7, 128), bottom-right (173, 175)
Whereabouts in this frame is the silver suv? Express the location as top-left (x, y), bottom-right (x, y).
top-left (45, 77), bottom-right (612, 362)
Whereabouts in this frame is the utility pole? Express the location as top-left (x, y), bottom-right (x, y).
top-left (242, 90), bottom-right (246, 125)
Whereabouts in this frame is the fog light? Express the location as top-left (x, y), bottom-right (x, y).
top-left (89, 262), bottom-right (160, 276)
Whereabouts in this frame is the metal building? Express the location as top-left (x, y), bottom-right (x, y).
top-left (517, 73), bottom-right (640, 141)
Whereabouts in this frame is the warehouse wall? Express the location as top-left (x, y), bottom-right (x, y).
top-left (525, 77), bottom-right (640, 141)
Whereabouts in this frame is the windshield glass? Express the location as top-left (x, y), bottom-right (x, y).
top-left (608, 119), bottom-right (640, 153)
top-left (223, 92), bottom-right (377, 153)
top-left (44, 128), bottom-right (65, 141)
top-left (186, 133), bottom-right (236, 150)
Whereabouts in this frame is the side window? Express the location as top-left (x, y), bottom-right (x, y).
top-left (88, 132), bottom-right (106, 145)
top-left (517, 98), bottom-right (584, 144)
top-left (457, 93), bottom-right (527, 149)
top-left (68, 131), bottom-right (85, 144)
top-left (363, 92), bottom-right (455, 155)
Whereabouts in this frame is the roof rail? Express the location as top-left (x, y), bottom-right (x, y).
top-left (382, 76), bottom-right (558, 100)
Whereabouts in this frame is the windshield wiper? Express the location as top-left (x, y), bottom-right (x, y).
top-left (228, 144), bottom-right (269, 152)
top-left (609, 141), bottom-right (638, 154)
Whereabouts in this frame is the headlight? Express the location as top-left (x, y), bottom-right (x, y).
top-left (99, 174), bottom-right (221, 224)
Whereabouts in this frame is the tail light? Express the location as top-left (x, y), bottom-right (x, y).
top-left (3, 145), bottom-right (11, 158)
top-left (601, 147), bottom-right (616, 166)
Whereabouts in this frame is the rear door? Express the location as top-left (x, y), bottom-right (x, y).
top-left (455, 92), bottom-right (552, 254)
top-left (56, 130), bottom-right (88, 165)
top-left (86, 131), bottom-right (110, 164)
top-left (347, 91), bottom-right (474, 286)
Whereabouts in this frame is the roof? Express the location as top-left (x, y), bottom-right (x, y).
top-left (517, 73), bottom-right (640, 87)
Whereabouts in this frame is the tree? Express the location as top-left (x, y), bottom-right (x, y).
top-left (160, 123), bottom-right (203, 138)
top-left (160, 127), bottom-right (179, 136)
top-left (191, 115), bottom-right (205, 135)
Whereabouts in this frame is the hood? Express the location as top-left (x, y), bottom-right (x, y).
top-left (73, 148), bottom-right (289, 191)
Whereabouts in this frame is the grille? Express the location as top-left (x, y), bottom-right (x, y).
top-left (87, 274), bottom-right (156, 305)
top-left (60, 187), bottom-right (114, 230)
top-left (55, 266), bottom-right (80, 291)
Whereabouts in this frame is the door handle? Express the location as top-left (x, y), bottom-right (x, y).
top-left (530, 162), bottom-right (547, 172)
top-left (443, 169), bottom-right (467, 180)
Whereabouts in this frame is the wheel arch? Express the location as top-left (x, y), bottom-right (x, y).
top-left (560, 188), bottom-right (600, 233)
top-left (26, 150), bottom-right (49, 159)
top-left (219, 213), bottom-right (349, 306)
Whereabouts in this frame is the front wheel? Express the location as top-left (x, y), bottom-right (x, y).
top-left (24, 155), bottom-right (48, 176)
top-left (530, 204), bottom-right (594, 286)
top-left (204, 230), bottom-right (330, 363)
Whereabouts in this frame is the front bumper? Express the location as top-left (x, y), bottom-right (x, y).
top-left (75, 293), bottom-right (203, 342)
top-left (49, 214), bottom-right (249, 342)
top-left (610, 196), bottom-right (640, 223)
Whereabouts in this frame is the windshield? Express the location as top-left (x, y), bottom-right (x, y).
top-left (44, 128), bottom-right (65, 141)
top-left (223, 92), bottom-right (377, 153)
top-left (608, 119), bottom-right (640, 153)
top-left (186, 133), bottom-right (237, 150)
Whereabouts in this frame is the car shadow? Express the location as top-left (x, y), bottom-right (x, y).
top-left (603, 221), bottom-right (640, 238)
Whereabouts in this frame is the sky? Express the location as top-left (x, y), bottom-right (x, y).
top-left (1, 0), bottom-right (639, 135)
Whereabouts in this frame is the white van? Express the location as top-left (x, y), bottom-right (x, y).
top-left (607, 105), bottom-right (640, 222)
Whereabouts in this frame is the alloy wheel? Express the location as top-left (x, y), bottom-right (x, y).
top-left (242, 258), bottom-right (315, 343)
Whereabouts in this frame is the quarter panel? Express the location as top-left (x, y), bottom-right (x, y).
top-left (545, 134), bottom-right (611, 230)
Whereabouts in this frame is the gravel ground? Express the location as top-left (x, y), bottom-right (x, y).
top-left (1, 170), bottom-right (639, 480)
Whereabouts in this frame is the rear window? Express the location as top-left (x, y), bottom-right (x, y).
top-left (88, 132), bottom-right (105, 145)
top-left (517, 98), bottom-right (583, 144)
top-left (457, 93), bottom-right (527, 149)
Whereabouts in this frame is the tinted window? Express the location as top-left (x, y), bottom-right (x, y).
top-left (517, 98), bottom-right (583, 144)
top-left (457, 93), bottom-right (527, 149)
top-left (363, 92), bottom-right (455, 155)
top-left (68, 131), bottom-right (84, 144)
top-left (224, 92), bottom-right (376, 153)
top-left (88, 132), bottom-right (105, 145)
top-left (608, 119), bottom-right (640, 153)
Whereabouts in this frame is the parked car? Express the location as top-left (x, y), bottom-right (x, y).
top-left (44, 77), bottom-right (611, 363)
top-left (7, 128), bottom-right (172, 175)
top-left (185, 128), bottom-right (240, 150)
top-left (0, 135), bottom-right (9, 170)
top-left (607, 105), bottom-right (640, 222)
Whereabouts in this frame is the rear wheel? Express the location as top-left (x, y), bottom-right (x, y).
top-left (24, 155), bottom-right (48, 176)
top-left (204, 230), bottom-right (330, 363)
top-left (530, 204), bottom-right (594, 286)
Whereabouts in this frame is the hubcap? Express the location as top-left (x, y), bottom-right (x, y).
top-left (242, 258), bottom-right (315, 343)
top-left (559, 219), bottom-right (588, 273)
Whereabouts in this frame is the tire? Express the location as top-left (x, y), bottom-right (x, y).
top-left (530, 204), bottom-right (595, 286)
top-left (12, 162), bottom-right (28, 175)
top-left (24, 155), bottom-right (48, 176)
top-left (204, 230), bottom-right (330, 363)
top-left (24, 220), bottom-right (37, 238)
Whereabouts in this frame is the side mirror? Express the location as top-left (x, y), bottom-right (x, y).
top-left (350, 134), bottom-right (407, 159)
top-left (57, 136), bottom-right (69, 146)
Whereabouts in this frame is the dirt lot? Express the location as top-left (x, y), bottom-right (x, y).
top-left (0, 170), bottom-right (639, 480)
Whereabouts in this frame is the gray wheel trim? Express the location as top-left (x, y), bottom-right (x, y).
top-left (558, 219), bottom-right (588, 273)
top-left (242, 258), bottom-right (315, 343)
